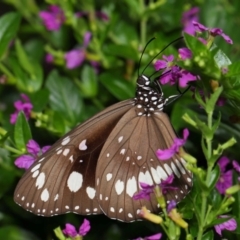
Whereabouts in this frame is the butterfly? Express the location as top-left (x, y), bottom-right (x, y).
top-left (14, 46), bottom-right (192, 223)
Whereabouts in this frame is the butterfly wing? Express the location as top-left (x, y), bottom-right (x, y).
top-left (14, 100), bottom-right (134, 216)
top-left (95, 108), bottom-right (192, 222)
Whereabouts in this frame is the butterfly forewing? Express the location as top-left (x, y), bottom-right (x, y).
top-left (95, 107), bottom-right (192, 222)
top-left (14, 100), bottom-right (134, 216)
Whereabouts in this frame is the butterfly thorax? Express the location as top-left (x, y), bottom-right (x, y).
top-left (134, 75), bottom-right (165, 117)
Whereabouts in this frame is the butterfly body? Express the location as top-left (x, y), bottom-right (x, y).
top-left (14, 74), bottom-right (192, 222)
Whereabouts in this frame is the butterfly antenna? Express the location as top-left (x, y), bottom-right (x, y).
top-left (138, 37), bottom-right (156, 76)
top-left (141, 36), bottom-right (183, 76)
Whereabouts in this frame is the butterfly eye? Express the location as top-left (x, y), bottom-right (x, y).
top-left (137, 75), bottom-right (150, 87)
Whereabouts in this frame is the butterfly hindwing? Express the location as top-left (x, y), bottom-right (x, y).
top-left (95, 107), bottom-right (192, 222)
top-left (14, 100), bottom-right (134, 216)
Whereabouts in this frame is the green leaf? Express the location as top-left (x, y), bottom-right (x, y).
top-left (194, 117), bottom-right (213, 140)
top-left (99, 72), bottom-right (135, 100)
top-left (104, 44), bottom-right (139, 61)
top-left (14, 112), bottom-right (32, 151)
top-left (80, 65), bottom-right (98, 98)
top-left (206, 165), bottom-right (220, 191)
top-left (29, 89), bottom-right (49, 112)
top-left (45, 70), bottom-right (83, 126)
top-left (0, 12), bottom-right (21, 59)
top-left (202, 230), bottom-right (214, 240)
top-left (0, 226), bottom-right (39, 240)
top-left (183, 32), bottom-right (208, 55)
top-left (8, 56), bottom-right (43, 92)
top-left (54, 227), bottom-right (65, 240)
top-left (212, 111), bottom-right (221, 133)
top-left (212, 48), bottom-right (232, 69)
top-left (15, 39), bottom-right (35, 76)
top-left (205, 86), bottom-right (223, 113)
top-left (226, 61), bottom-right (240, 77)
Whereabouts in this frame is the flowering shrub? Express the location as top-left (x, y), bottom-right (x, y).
top-left (1, 1), bottom-right (240, 240)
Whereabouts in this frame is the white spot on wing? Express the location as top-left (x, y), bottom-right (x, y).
top-left (69, 155), bottom-right (74, 162)
top-left (118, 136), bottom-right (123, 143)
top-left (175, 159), bottom-right (186, 174)
top-left (164, 163), bottom-right (173, 175)
top-left (63, 148), bottom-right (70, 156)
top-left (151, 167), bottom-right (161, 184)
top-left (120, 149), bottom-right (126, 155)
top-left (79, 139), bottom-right (87, 150)
top-left (86, 187), bottom-right (96, 199)
top-left (126, 156), bottom-right (130, 161)
top-left (32, 170), bottom-right (39, 178)
top-left (128, 213), bottom-right (133, 218)
top-left (54, 194), bottom-right (59, 201)
top-left (126, 177), bottom-right (137, 197)
top-left (41, 188), bottom-right (49, 202)
top-left (138, 171), bottom-right (153, 186)
top-left (67, 171), bottom-right (83, 192)
top-left (110, 207), bottom-right (115, 212)
top-left (115, 180), bottom-right (124, 195)
top-left (187, 177), bottom-right (192, 182)
top-left (106, 173), bottom-right (112, 181)
top-left (156, 166), bottom-right (168, 180)
top-left (137, 156), bottom-right (142, 160)
top-left (119, 208), bottom-right (123, 213)
top-left (31, 164), bottom-right (41, 172)
top-left (36, 172), bottom-right (45, 189)
top-left (62, 136), bottom-right (70, 145)
top-left (75, 206), bottom-right (79, 210)
top-left (38, 157), bottom-right (45, 162)
top-left (171, 162), bottom-right (180, 178)
top-left (57, 149), bottom-right (62, 154)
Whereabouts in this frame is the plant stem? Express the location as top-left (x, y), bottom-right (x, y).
top-left (197, 111), bottom-right (213, 240)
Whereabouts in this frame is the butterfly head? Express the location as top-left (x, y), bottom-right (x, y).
top-left (137, 75), bottom-right (151, 90)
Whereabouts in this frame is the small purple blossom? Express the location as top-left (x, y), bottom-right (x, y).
top-left (63, 219), bottom-right (90, 238)
top-left (233, 160), bottom-right (240, 173)
top-left (65, 32), bottom-right (92, 69)
top-left (156, 128), bottom-right (189, 160)
top-left (216, 156), bottom-right (233, 194)
top-left (182, 7), bottom-right (200, 35)
top-left (39, 5), bottom-right (65, 31)
top-left (216, 96), bottom-right (226, 106)
top-left (134, 233), bottom-right (162, 240)
top-left (193, 21), bottom-right (233, 44)
top-left (214, 215), bottom-right (237, 236)
top-left (154, 55), bottom-right (197, 87)
top-left (45, 53), bottom-right (54, 63)
top-left (14, 140), bottom-right (51, 169)
top-left (133, 182), bottom-right (154, 200)
top-left (10, 94), bottom-right (33, 124)
top-left (167, 200), bottom-right (177, 213)
top-left (133, 175), bottom-right (177, 200)
top-left (178, 48), bottom-right (192, 60)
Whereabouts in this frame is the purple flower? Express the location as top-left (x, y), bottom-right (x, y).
top-left (167, 200), bottom-right (177, 213)
top-left (65, 32), bottom-right (92, 69)
top-left (214, 215), bottom-right (237, 236)
top-left (233, 160), bottom-right (240, 173)
top-left (216, 96), bottom-right (226, 106)
top-left (14, 140), bottom-right (51, 169)
top-left (216, 156), bottom-right (233, 194)
top-left (63, 219), bottom-right (90, 237)
top-left (10, 94), bottom-right (33, 124)
top-left (133, 175), bottom-right (177, 200)
top-left (160, 175), bottom-right (178, 194)
top-left (39, 5), bottom-right (65, 31)
top-left (154, 55), bottom-right (197, 87)
top-left (45, 53), bottom-right (54, 63)
top-left (133, 182), bottom-right (154, 200)
top-left (179, 70), bottom-right (198, 88)
top-left (182, 7), bottom-right (200, 35)
top-left (178, 48), bottom-right (192, 60)
top-left (156, 128), bottom-right (189, 160)
top-left (134, 233), bottom-right (162, 240)
top-left (193, 21), bottom-right (233, 44)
